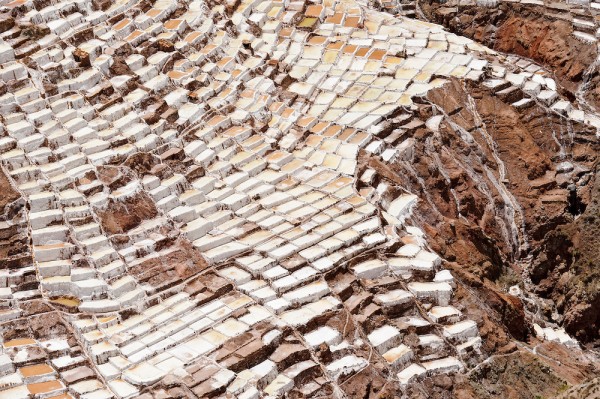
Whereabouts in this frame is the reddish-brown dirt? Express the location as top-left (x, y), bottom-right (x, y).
top-left (452, 343), bottom-right (598, 399)
top-left (129, 238), bottom-right (210, 293)
top-left (359, 75), bottom-right (599, 361)
top-left (532, 165), bottom-right (600, 342)
top-left (418, 3), bottom-right (597, 96)
top-left (425, 79), bottom-right (599, 344)
top-left (494, 17), bottom-right (592, 88)
top-left (96, 191), bottom-right (158, 235)
top-left (0, 168), bottom-right (31, 270)
top-left (558, 377), bottom-right (600, 399)
top-left (449, 265), bottom-right (526, 345)
top-left (0, 167), bottom-right (19, 214)
top-left (2, 311), bottom-right (71, 341)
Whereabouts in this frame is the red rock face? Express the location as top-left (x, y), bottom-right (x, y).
top-left (494, 17), bottom-right (592, 85)
top-left (418, 3), bottom-right (597, 92)
top-left (417, 0), bottom-right (600, 349)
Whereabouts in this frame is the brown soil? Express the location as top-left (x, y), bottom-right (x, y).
top-left (129, 238), bottom-right (210, 293)
top-left (449, 267), bottom-right (525, 347)
top-left (425, 79), bottom-right (598, 343)
top-left (20, 300), bottom-right (53, 317)
top-left (1, 312), bottom-right (72, 346)
top-left (29, 312), bottom-right (71, 339)
top-left (453, 345), bottom-right (597, 399)
top-left (96, 191), bottom-right (158, 235)
top-left (359, 74), bottom-right (598, 361)
top-left (418, 3), bottom-right (597, 96)
top-left (532, 165), bottom-right (600, 342)
top-left (0, 167), bottom-right (30, 271)
top-left (122, 152), bottom-right (162, 175)
top-left (558, 377), bottom-right (600, 399)
top-left (339, 366), bottom-right (398, 398)
top-left (0, 166), bottom-right (19, 215)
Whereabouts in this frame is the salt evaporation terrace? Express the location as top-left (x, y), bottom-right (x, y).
top-left (0, 0), bottom-right (592, 396)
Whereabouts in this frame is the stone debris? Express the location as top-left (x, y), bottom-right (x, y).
top-left (0, 0), bottom-right (592, 396)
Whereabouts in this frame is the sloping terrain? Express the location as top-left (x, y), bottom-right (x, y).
top-left (419, 0), bottom-right (600, 347)
top-left (0, 0), bottom-right (598, 398)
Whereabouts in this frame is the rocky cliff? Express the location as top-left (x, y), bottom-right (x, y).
top-left (417, 0), bottom-right (600, 345)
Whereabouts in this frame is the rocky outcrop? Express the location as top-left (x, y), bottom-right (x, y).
top-left (415, 0), bottom-right (600, 346)
top-left (532, 165), bottom-right (600, 343)
top-left (418, 2), bottom-right (597, 96)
